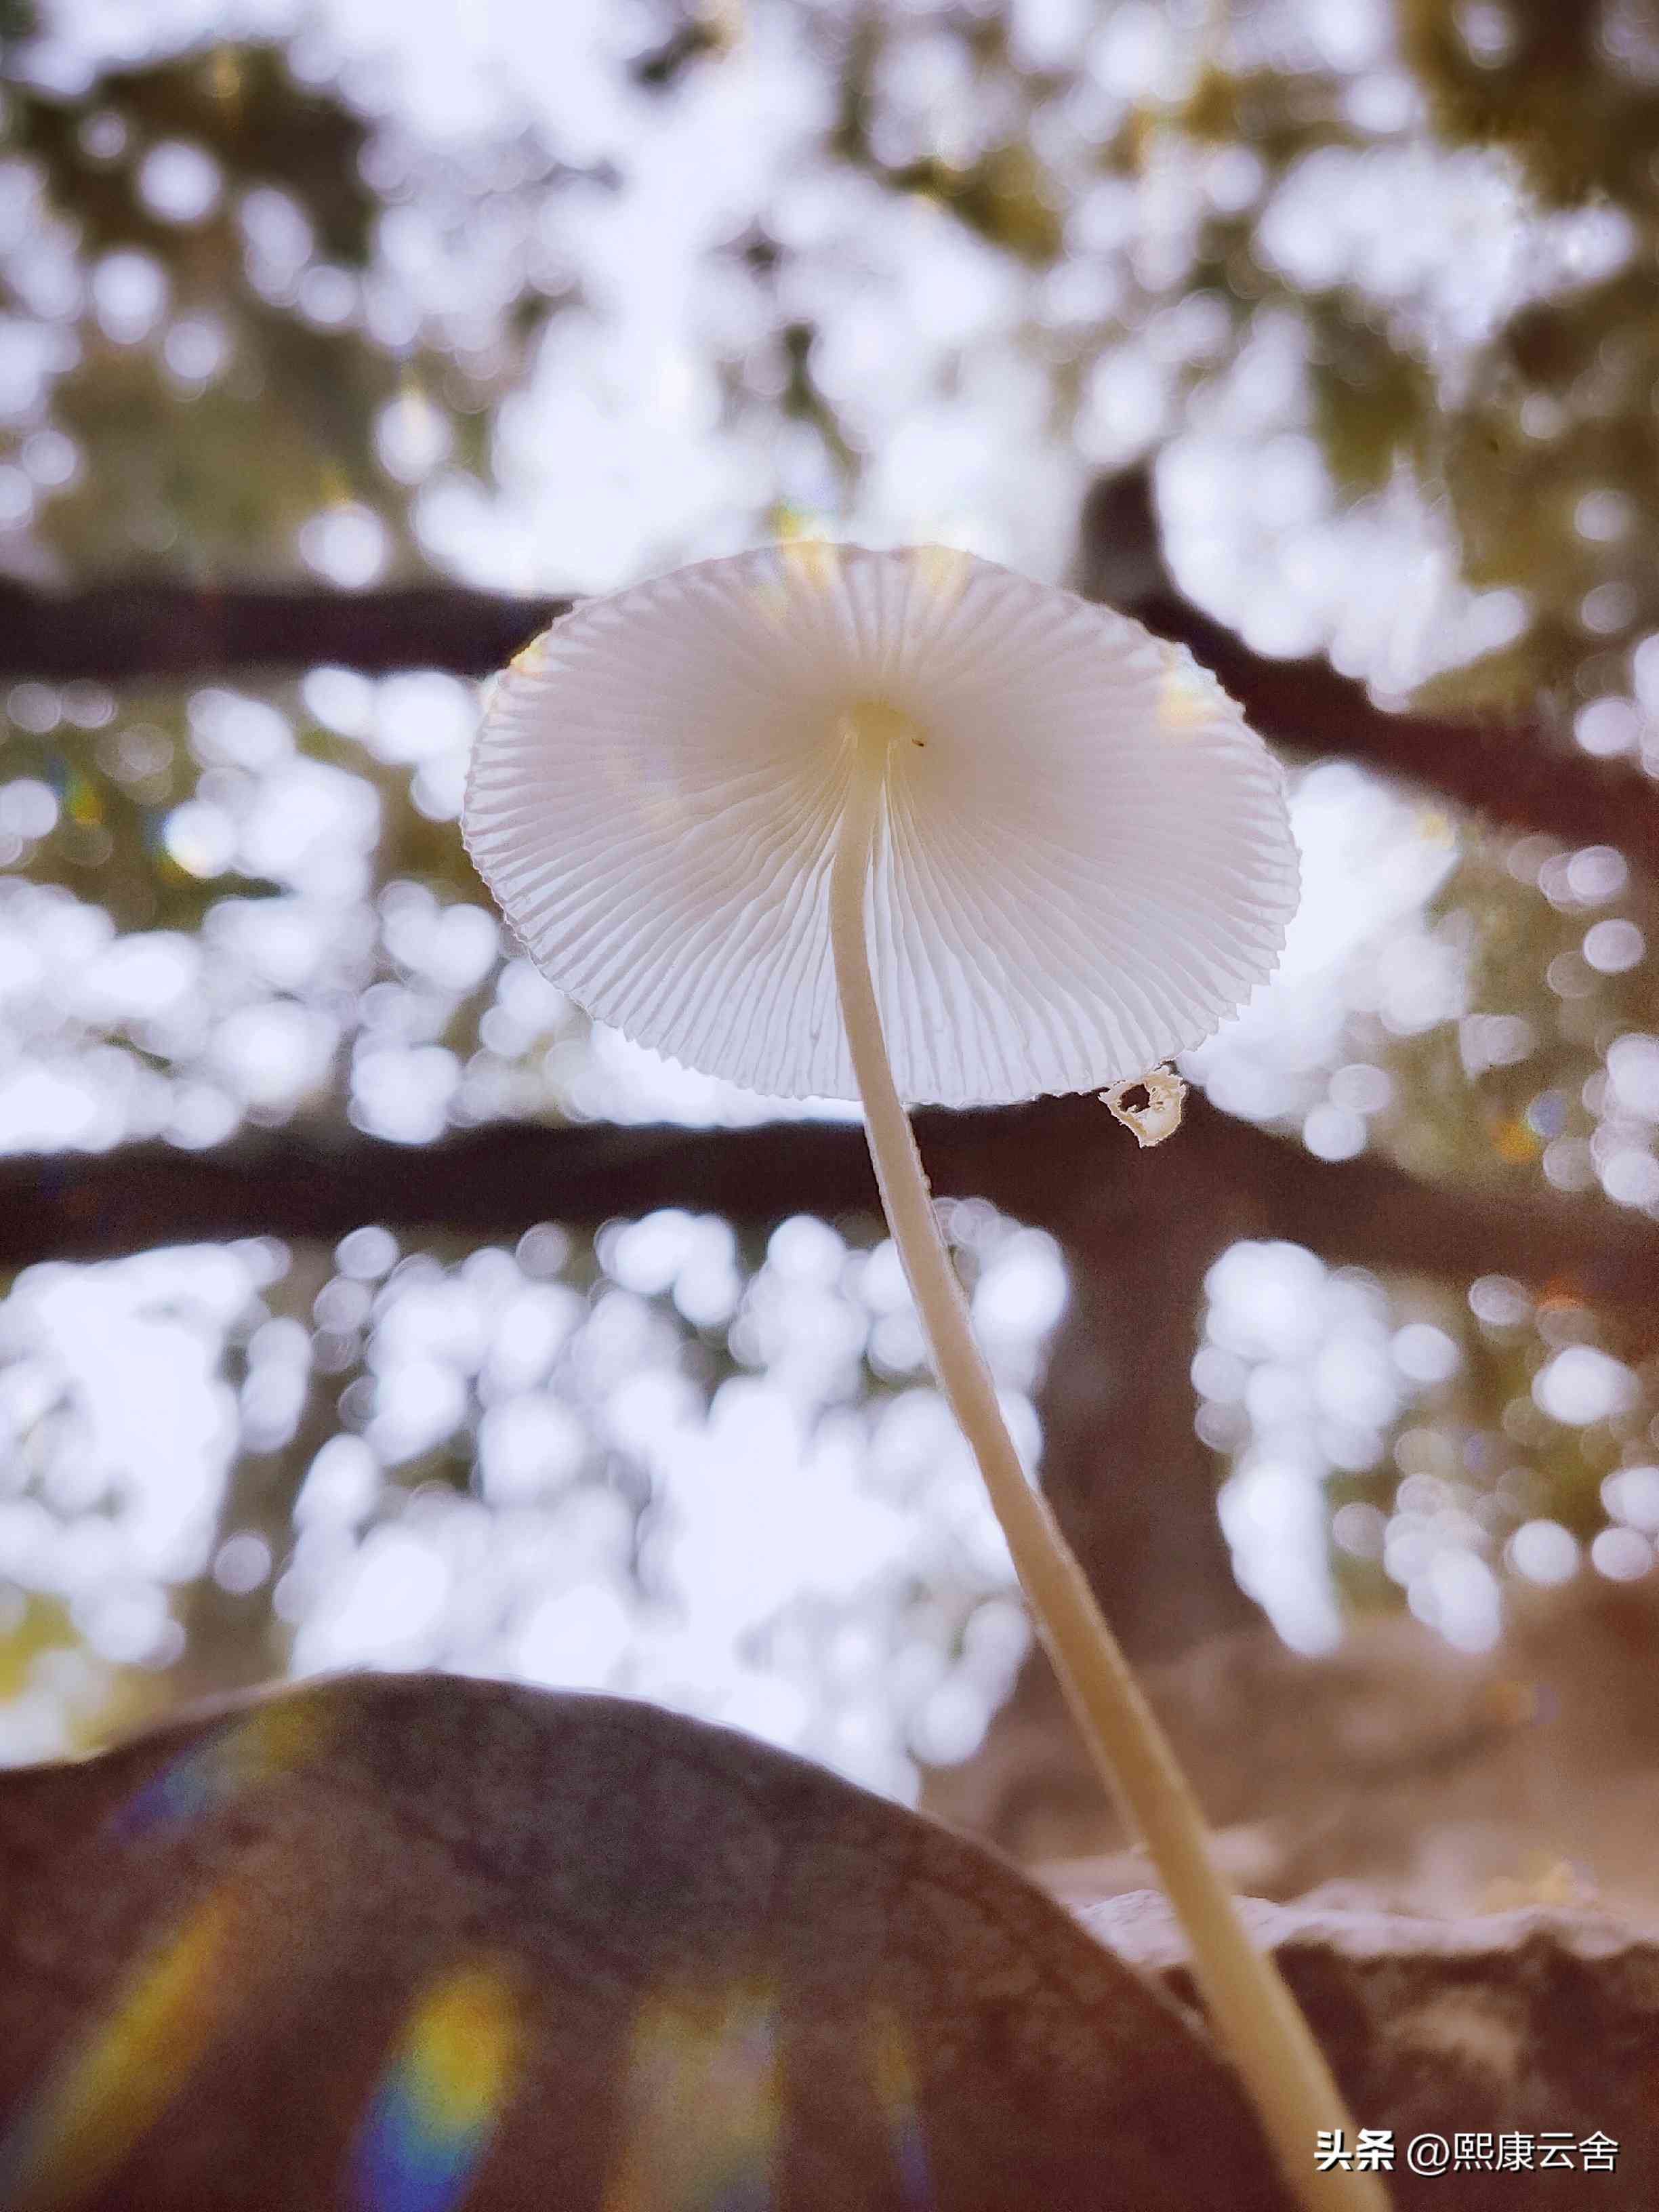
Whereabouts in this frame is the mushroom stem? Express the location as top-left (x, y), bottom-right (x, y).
top-left (829, 729), bottom-right (1386, 2212)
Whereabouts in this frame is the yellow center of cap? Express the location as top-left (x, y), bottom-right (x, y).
top-left (842, 698), bottom-right (927, 758)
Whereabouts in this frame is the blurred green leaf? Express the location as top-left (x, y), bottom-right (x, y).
top-left (8, 42), bottom-right (375, 264)
top-left (1307, 300), bottom-right (1436, 496)
top-left (1399, 0), bottom-right (1659, 209)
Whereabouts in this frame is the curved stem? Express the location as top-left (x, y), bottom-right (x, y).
top-left (830, 731), bottom-right (1387, 2212)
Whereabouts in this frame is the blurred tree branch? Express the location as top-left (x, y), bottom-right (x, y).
top-left (1070, 467), bottom-right (1659, 873)
top-left (10, 483), bottom-right (1658, 1667)
top-left (7, 514), bottom-right (1658, 874)
top-left (1134, 586), bottom-right (1653, 867)
top-left (0, 578), bottom-right (561, 683)
top-left (11, 1092), bottom-right (1658, 1310)
top-left (20, 1089), bottom-right (1656, 1667)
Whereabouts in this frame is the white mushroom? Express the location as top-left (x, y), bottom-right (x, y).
top-left (466, 541), bottom-right (1294, 1107)
top-left (465, 541), bottom-right (1382, 2212)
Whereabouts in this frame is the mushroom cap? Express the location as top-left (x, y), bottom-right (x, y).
top-left (464, 542), bottom-right (1299, 1108)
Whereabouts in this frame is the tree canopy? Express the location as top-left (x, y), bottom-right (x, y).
top-left (1, 0), bottom-right (1658, 1790)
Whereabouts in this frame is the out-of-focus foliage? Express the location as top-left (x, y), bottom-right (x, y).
top-left (1399, 0), bottom-right (1659, 209)
top-left (2, 0), bottom-right (1659, 1763)
top-left (0, 689), bottom-right (283, 931)
top-left (1, 1197), bottom-right (1048, 1787)
top-left (1197, 1), bottom-right (1659, 722)
top-left (1, 27), bottom-right (561, 582)
top-left (815, 0), bottom-right (1659, 724)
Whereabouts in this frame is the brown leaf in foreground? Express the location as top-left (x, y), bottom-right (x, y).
top-left (0, 1672), bottom-right (1284, 2212)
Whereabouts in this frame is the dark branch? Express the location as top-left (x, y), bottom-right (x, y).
top-left (1072, 465), bottom-right (1659, 876)
top-left (12, 1093), bottom-right (1659, 1310)
top-left (6, 568), bottom-right (1654, 874)
top-left (0, 579), bottom-right (567, 684)
top-left (1134, 588), bottom-right (1659, 876)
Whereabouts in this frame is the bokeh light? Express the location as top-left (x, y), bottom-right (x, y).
top-left (4, 0), bottom-right (1659, 1812)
